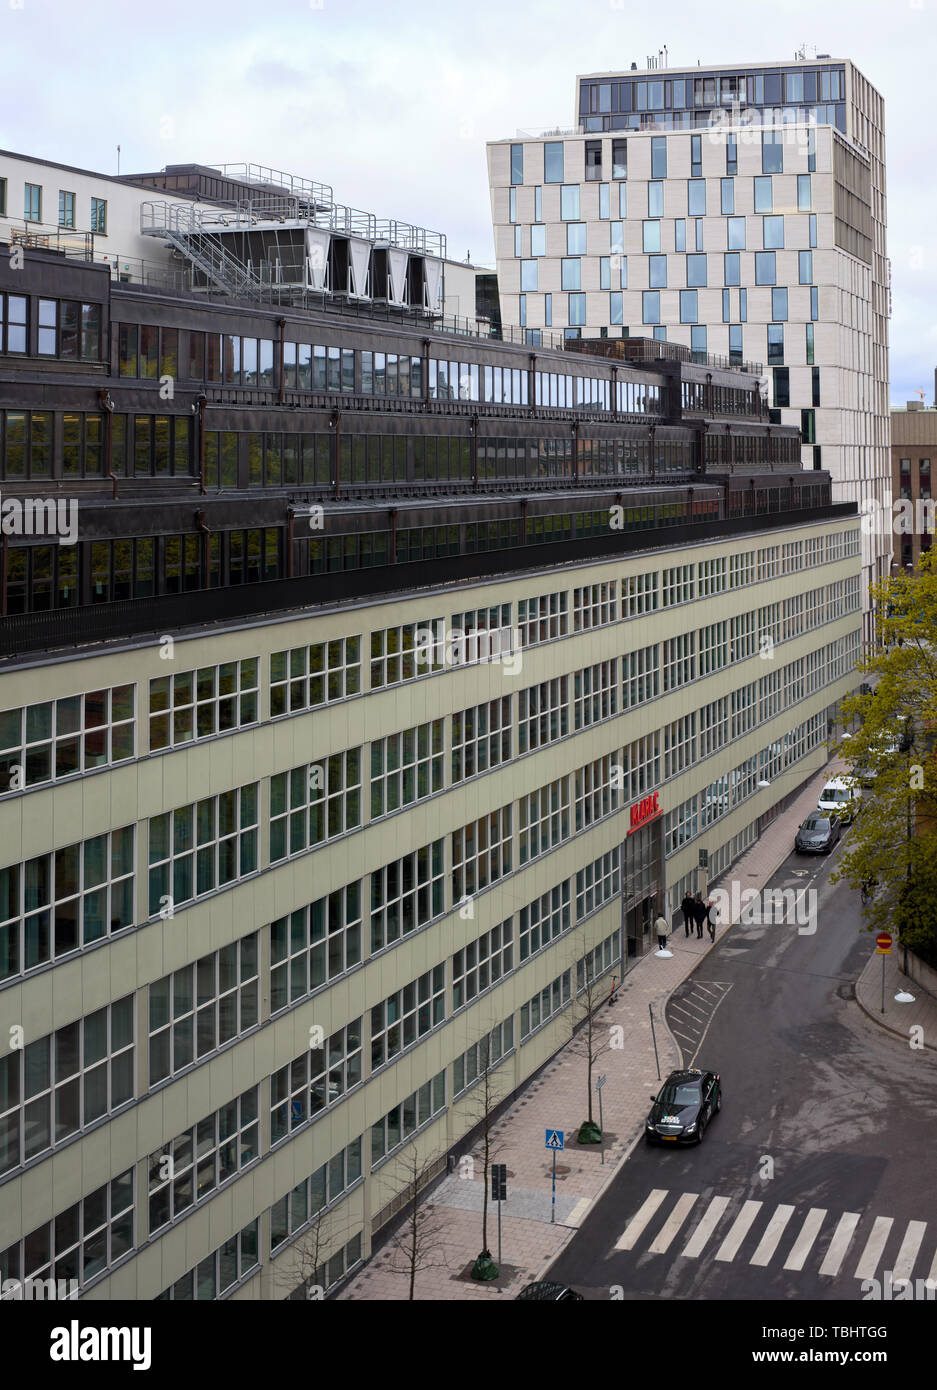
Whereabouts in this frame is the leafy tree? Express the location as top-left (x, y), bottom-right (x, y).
top-left (833, 548), bottom-right (937, 964)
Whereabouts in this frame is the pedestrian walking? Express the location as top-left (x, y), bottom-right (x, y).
top-left (693, 893), bottom-right (706, 939)
top-left (706, 897), bottom-right (717, 942)
top-left (655, 912), bottom-right (669, 951)
top-left (680, 891), bottom-right (695, 937)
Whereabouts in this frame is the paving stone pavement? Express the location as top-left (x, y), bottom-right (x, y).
top-left (339, 757), bottom-right (867, 1301)
top-left (855, 946), bottom-right (937, 1051)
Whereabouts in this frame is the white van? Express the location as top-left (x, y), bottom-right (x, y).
top-left (817, 778), bottom-right (861, 824)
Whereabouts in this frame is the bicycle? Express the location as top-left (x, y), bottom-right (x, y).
top-left (860, 879), bottom-right (877, 905)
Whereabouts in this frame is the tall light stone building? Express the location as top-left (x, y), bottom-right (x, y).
top-left (487, 58), bottom-right (890, 641)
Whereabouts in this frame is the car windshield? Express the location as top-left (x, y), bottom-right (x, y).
top-left (657, 1082), bottom-right (700, 1107)
top-left (821, 788), bottom-right (849, 802)
top-left (802, 816), bottom-right (830, 831)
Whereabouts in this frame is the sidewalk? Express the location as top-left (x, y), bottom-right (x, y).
top-left (855, 947), bottom-right (937, 1050)
top-left (339, 759), bottom-right (847, 1301)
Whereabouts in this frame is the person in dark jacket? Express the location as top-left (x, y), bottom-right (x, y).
top-left (705, 897), bottom-right (718, 942)
top-left (680, 891), bottom-right (695, 938)
top-left (693, 893), bottom-right (706, 939)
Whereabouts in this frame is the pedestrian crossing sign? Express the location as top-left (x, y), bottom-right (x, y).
top-left (545, 1129), bottom-right (565, 1150)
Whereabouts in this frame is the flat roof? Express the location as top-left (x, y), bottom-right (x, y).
top-left (0, 147), bottom-right (200, 200)
top-left (577, 57), bottom-right (857, 80)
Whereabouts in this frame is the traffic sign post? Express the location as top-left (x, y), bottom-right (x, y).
top-left (545, 1129), bottom-right (564, 1223)
top-left (596, 1076), bottom-right (607, 1165)
top-left (876, 933), bottom-right (893, 1014)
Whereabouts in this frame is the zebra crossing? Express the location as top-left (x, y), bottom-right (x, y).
top-left (613, 1188), bottom-right (937, 1284)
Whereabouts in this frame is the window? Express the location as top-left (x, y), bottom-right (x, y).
top-left (0, 827), bottom-right (135, 981)
top-left (755, 252), bottom-right (776, 285)
top-left (724, 253), bottom-right (740, 286)
top-left (648, 255), bottom-right (667, 288)
top-left (270, 885), bottom-right (361, 1011)
top-left (810, 285), bottom-right (819, 320)
top-left (451, 806), bottom-right (513, 900)
top-left (371, 1073), bottom-right (445, 1164)
top-left (797, 173), bottom-right (811, 210)
top-left (651, 137), bottom-right (667, 179)
top-left (0, 685), bottom-right (135, 796)
top-left (270, 1141), bottom-right (362, 1254)
top-left (585, 140), bottom-right (602, 180)
top-left (809, 213), bottom-right (817, 248)
top-left (598, 183), bottom-right (610, 219)
top-left (24, 183), bottom-right (41, 221)
top-left (0, 178), bottom-right (5, 216)
top-left (812, 366), bottom-right (821, 406)
top-left (568, 293), bottom-right (586, 326)
top-left (722, 289), bottom-right (731, 322)
top-left (770, 287), bottom-right (788, 322)
top-left (612, 139), bottom-right (627, 180)
top-left (271, 1023), bottom-right (363, 1143)
top-left (530, 224), bottom-right (546, 257)
top-left (807, 125), bottom-right (816, 173)
top-left (729, 325), bottom-right (743, 364)
top-left (560, 185), bottom-right (580, 220)
top-left (674, 219), bottom-right (686, 252)
top-left (371, 967), bottom-right (446, 1070)
top-left (721, 179), bottom-right (734, 215)
top-left (520, 260), bottom-right (538, 292)
top-left (58, 190), bottom-right (75, 227)
top-left (147, 1089), bottom-right (259, 1233)
top-left (726, 133), bottom-right (738, 175)
top-left (691, 325), bottom-right (707, 356)
top-left (514, 226), bottom-right (523, 257)
top-left (642, 221), bottom-right (660, 253)
top-left (510, 144), bottom-right (524, 183)
top-left (801, 409), bottom-right (816, 444)
top-left (371, 720), bottom-right (444, 817)
top-left (518, 676), bottom-right (568, 753)
top-left (544, 142), bottom-right (564, 182)
top-left (149, 660), bottom-right (258, 750)
top-left (647, 181), bottom-right (663, 217)
top-left (610, 221), bottom-right (624, 254)
top-left (687, 180), bottom-right (706, 216)
top-left (509, 188), bottom-right (516, 224)
top-left (1, 294), bottom-right (27, 353)
top-left (535, 186), bottom-right (542, 221)
top-left (452, 697), bottom-right (512, 782)
top-left (727, 217), bottom-right (745, 250)
top-left (149, 935), bottom-right (259, 1086)
top-left (561, 259), bottom-right (581, 291)
top-left (763, 215), bottom-right (784, 249)
top-left (453, 1018), bottom-right (514, 1093)
top-left (519, 881), bottom-right (571, 962)
top-left (90, 198), bottom-right (107, 233)
top-left (270, 638), bottom-right (360, 717)
top-left (739, 288), bottom-right (747, 321)
top-left (686, 254), bottom-right (707, 287)
top-left (2, 1170), bottom-right (134, 1297)
top-left (269, 751), bottom-right (360, 862)
top-left (520, 970), bottom-right (571, 1039)
top-left (680, 289), bottom-right (698, 323)
top-left (610, 292), bottom-right (623, 324)
top-left (148, 784), bottom-right (259, 915)
top-left (754, 176), bottom-right (773, 213)
top-left (0, 996), bottom-right (134, 1175)
top-left (370, 840), bottom-right (444, 951)
top-left (642, 290), bottom-right (660, 324)
top-left (767, 324), bottom-right (784, 364)
top-left (762, 131), bottom-right (783, 173)
top-left (690, 134), bottom-right (702, 178)
top-left (773, 367), bottom-right (790, 408)
top-left (544, 293), bottom-right (552, 326)
top-left (573, 660), bottom-right (618, 730)
top-left (799, 250), bottom-right (813, 284)
top-left (155, 1221), bottom-right (260, 1300)
top-left (805, 323), bottom-right (814, 364)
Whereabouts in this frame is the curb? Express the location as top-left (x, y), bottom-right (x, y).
top-left (853, 955), bottom-right (937, 1052)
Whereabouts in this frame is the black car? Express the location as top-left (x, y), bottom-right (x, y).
top-left (515, 1281), bottom-right (584, 1301)
top-left (794, 813), bottom-right (841, 854)
top-left (645, 1068), bottom-right (721, 1145)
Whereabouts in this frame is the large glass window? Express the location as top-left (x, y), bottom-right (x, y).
top-left (773, 367), bottom-right (790, 408)
top-left (797, 174), bottom-right (811, 211)
top-left (771, 287), bottom-right (788, 321)
top-left (651, 137), bottom-right (667, 179)
top-left (520, 260), bottom-right (538, 292)
top-left (754, 177), bottom-right (773, 213)
top-left (568, 293), bottom-right (586, 326)
top-left (687, 180), bottom-right (706, 216)
top-left (561, 259), bottom-right (581, 291)
top-left (567, 222), bottom-right (586, 254)
top-left (612, 139), bottom-right (627, 180)
top-left (648, 255), bottom-right (667, 288)
top-left (726, 133), bottom-right (738, 175)
top-left (648, 182), bottom-right (663, 217)
top-left (799, 250), bottom-right (813, 284)
top-left (642, 291), bottom-right (660, 324)
top-left (690, 325), bottom-right (707, 356)
top-left (90, 198), bottom-right (107, 233)
top-left (810, 286), bottom-right (819, 320)
top-left (560, 185), bottom-right (580, 220)
top-left (720, 179), bottom-right (734, 215)
top-left (686, 254), bottom-right (707, 287)
top-left (680, 290), bottom-right (698, 323)
top-left (755, 251), bottom-right (776, 285)
top-left (762, 131), bottom-right (783, 173)
top-left (510, 144), bottom-right (524, 184)
top-left (763, 215), bottom-right (784, 249)
top-left (599, 184), bottom-right (609, 219)
top-left (585, 141), bottom-right (602, 181)
top-left (690, 135), bottom-right (702, 178)
top-left (724, 252), bottom-right (740, 286)
top-left (674, 220), bottom-right (686, 253)
top-left (805, 323), bottom-right (814, 364)
top-left (643, 221), bottom-right (660, 253)
top-left (767, 324), bottom-right (784, 364)
top-left (530, 225), bottom-right (546, 257)
top-left (544, 142), bottom-right (564, 182)
top-left (729, 325), bottom-right (742, 364)
top-left (24, 184), bottom-right (41, 221)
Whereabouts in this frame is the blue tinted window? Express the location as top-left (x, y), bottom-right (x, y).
top-left (720, 179), bottom-right (734, 215)
top-left (651, 137), bottom-right (667, 178)
top-left (724, 252), bottom-right (740, 286)
top-left (561, 185), bottom-right (580, 220)
top-left (771, 287), bottom-right (788, 320)
top-left (686, 254), bottom-right (707, 287)
top-left (767, 324), bottom-right (784, 364)
top-left (722, 289), bottom-right (731, 322)
top-left (763, 216), bottom-right (784, 249)
top-left (649, 255), bottom-right (667, 288)
top-left (600, 257), bottom-right (610, 290)
top-left (754, 177), bottom-right (772, 213)
top-left (544, 143), bottom-right (564, 182)
top-left (809, 214), bottom-right (817, 248)
top-left (619, 183), bottom-right (628, 218)
top-left (648, 182), bottom-right (663, 216)
top-left (739, 288), bottom-right (747, 322)
top-left (762, 132), bottom-right (783, 173)
top-left (509, 188), bottom-right (517, 224)
top-left (642, 290), bottom-right (660, 324)
top-left (610, 292), bottom-right (623, 325)
top-left (674, 219), bottom-right (686, 253)
top-left (799, 251), bottom-right (813, 284)
top-left (568, 293), bottom-right (586, 326)
top-left (727, 217), bottom-right (745, 250)
top-left (643, 221), bottom-right (661, 253)
top-left (797, 174), bottom-right (811, 211)
top-left (810, 286), bottom-right (818, 320)
top-left (567, 222), bottom-right (587, 254)
top-left (679, 289), bottom-right (698, 323)
top-left (610, 222), bottom-right (624, 254)
top-left (729, 325), bottom-right (742, 363)
top-left (687, 180), bottom-right (706, 216)
top-left (531, 225), bottom-right (546, 257)
top-left (599, 184), bottom-right (610, 219)
top-left (561, 259), bottom-right (581, 291)
top-left (520, 260), bottom-right (538, 291)
top-left (510, 144), bottom-right (524, 184)
top-left (690, 325), bottom-right (707, 355)
top-left (755, 252), bottom-right (776, 285)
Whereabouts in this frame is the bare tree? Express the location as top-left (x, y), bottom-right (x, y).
top-left (569, 950), bottom-right (613, 1143)
top-left (275, 1202), bottom-right (353, 1300)
top-left (382, 1145), bottom-right (450, 1300)
top-left (459, 1032), bottom-right (509, 1280)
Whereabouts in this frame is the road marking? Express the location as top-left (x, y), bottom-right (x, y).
top-left (927, 1243), bottom-right (937, 1285)
top-left (682, 1195), bottom-right (731, 1258)
top-left (563, 1197), bottom-right (592, 1229)
top-left (648, 1193), bottom-right (699, 1254)
top-left (615, 1189), bottom-right (669, 1251)
top-left (892, 1221), bottom-right (928, 1283)
top-left (670, 1001), bottom-right (709, 1022)
top-left (714, 1200), bottom-right (763, 1262)
top-left (750, 1205), bottom-right (796, 1266)
top-left (784, 1208), bottom-right (828, 1271)
top-left (818, 1212), bottom-right (861, 1277)
top-left (854, 1216), bottom-right (894, 1281)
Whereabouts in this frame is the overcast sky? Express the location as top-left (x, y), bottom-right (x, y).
top-left (3, 0), bottom-right (935, 405)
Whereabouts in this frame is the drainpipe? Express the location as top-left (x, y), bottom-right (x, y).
top-left (422, 338), bottom-right (431, 405)
top-left (611, 365), bottom-right (619, 421)
top-left (197, 393), bottom-right (208, 494)
top-left (331, 408), bottom-right (342, 499)
top-left (471, 414), bottom-right (479, 492)
top-left (277, 317), bottom-right (287, 405)
top-left (195, 509), bottom-right (211, 587)
top-left (649, 424), bottom-right (656, 480)
top-left (1, 534), bottom-right (7, 617)
top-left (528, 353), bottom-right (537, 419)
top-left (98, 389), bottom-right (118, 499)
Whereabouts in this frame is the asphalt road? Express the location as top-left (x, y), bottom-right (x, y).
top-left (544, 838), bottom-right (937, 1301)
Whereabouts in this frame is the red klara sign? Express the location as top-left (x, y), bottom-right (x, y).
top-left (628, 791), bottom-right (661, 835)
